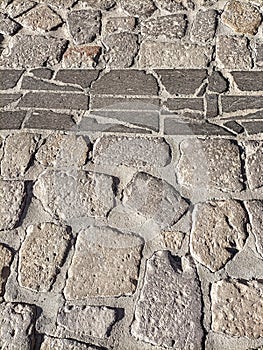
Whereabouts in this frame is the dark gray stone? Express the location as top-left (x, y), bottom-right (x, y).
top-left (164, 98), bottom-right (204, 111)
top-left (231, 71), bottom-right (263, 91)
top-left (222, 96), bottom-right (263, 113)
top-left (0, 12), bottom-right (20, 35)
top-left (55, 69), bottom-right (99, 88)
top-left (0, 93), bottom-right (22, 107)
top-left (208, 71), bottom-right (228, 93)
top-left (156, 69), bottom-right (207, 95)
top-left (67, 10), bottom-right (101, 45)
top-left (31, 68), bottom-right (53, 80)
top-left (234, 110), bottom-right (263, 120)
top-left (24, 110), bottom-right (76, 130)
top-left (256, 41), bottom-right (263, 68)
top-left (91, 70), bottom-right (158, 96)
top-left (0, 111), bottom-right (26, 129)
top-left (191, 9), bottom-right (217, 43)
top-left (120, 0), bottom-right (156, 17)
top-left (206, 94), bottom-right (219, 118)
top-left (242, 121), bottom-right (263, 135)
top-left (18, 92), bottom-right (89, 110)
top-left (224, 121), bottom-right (244, 134)
top-left (91, 96), bottom-right (160, 110)
top-left (21, 76), bottom-right (82, 91)
top-left (0, 70), bottom-right (24, 90)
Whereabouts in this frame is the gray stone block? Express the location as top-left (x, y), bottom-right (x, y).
top-left (206, 94), bottom-right (219, 118)
top-left (120, 0), bottom-right (156, 17)
top-left (242, 120), bottom-right (263, 135)
top-left (55, 69), bottom-right (99, 88)
top-left (0, 70), bottom-right (24, 90)
top-left (0, 110), bottom-right (26, 129)
top-left (31, 68), bottom-right (53, 80)
top-left (164, 98), bottom-right (204, 111)
top-left (21, 76), bottom-right (82, 92)
top-left (208, 71), bottom-right (228, 93)
top-left (222, 96), bottom-right (263, 113)
top-left (24, 110), bottom-right (76, 130)
top-left (91, 96), bottom-right (160, 110)
top-left (191, 9), bottom-right (217, 43)
top-left (231, 71), bottom-right (263, 91)
top-left (0, 93), bottom-right (22, 107)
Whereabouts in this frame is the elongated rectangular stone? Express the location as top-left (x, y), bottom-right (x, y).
top-left (0, 111), bottom-right (26, 129)
top-left (55, 69), bottom-right (99, 88)
top-left (222, 96), bottom-right (263, 113)
top-left (231, 71), bottom-right (263, 91)
top-left (242, 120), bottom-right (263, 135)
top-left (24, 110), bottom-right (76, 130)
top-left (21, 76), bottom-right (82, 92)
top-left (91, 96), bottom-right (160, 110)
top-left (0, 69), bottom-right (24, 89)
top-left (0, 93), bottom-right (22, 107)
top-left (164, 98), bottom-right (204, 111)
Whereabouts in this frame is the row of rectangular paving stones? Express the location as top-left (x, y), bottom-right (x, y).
top-left (0, 133), bottom-right (263, 348)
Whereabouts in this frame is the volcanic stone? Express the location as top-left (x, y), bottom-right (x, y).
top-left (61, 45), bottom-right (102, 68)
top-left (120, 0), bottom-right (156, 17)
top-left (77, 0), bottom-right (116, 10)
top-left (0, 12), bottom-right (20, 35)
top-left (0, 70), bottom-right (24, 90)
top-left (245, 141), bottom-right (263, 190)
top-left (191, 10), bottom-right (217, 43)
top-left (0, 244), bottom-right (12, 296)
top-left (40, 336), bottom-right (101, 350)
top-left (208, 71), bottom-right (228, 93)
top-left (104, 16), bottom-right (136, 33)
top-left (6, 0), bottom-right (36, 18)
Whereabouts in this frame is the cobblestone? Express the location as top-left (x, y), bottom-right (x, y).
top-left (191, 9), bottom-right (217, 43)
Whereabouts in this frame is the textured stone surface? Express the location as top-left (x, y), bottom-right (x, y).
top-left (245, 141), bottom-right (263, 190)
top-left (24, 110), bottom-right (76, 130)
top-left (65, 227), bottom-right (143, 298)
top-left (0, 303), bottom-right (36, 350)
top-left (55, 69), bottom-right (99, 88)
top-left (31, 68), bottom-right (53, 80)
top-left (245, 201), bottom-right (263, 257)
top-left (208, 71), bottom-right (228, 93)
top-left (206, 94), bottom-right (219, 118)
top-left (104, 16), bottom-right (135, 33)
top-left (57, 305), bottom-right (118, 339)
top-left (221, 0), bottom-right (262, 35)
top-left (93, 136), bottom-right (171, 168)
top-left (40, 336), bottom-right (100, 350)
top-left (191, 10), bottom-right (217, 43)
top-left (222, 96), bottom-right (263, 113)
top-left (164, 119), bottom-right (231, 135)
top-left (231, 71), bottom-right (263, 91)
top-left (155, 0), bottom-right (193, 11)
top-left (161, 230), bottom-right (185, 252)
top-left (164, 98), bottom-right (204, 111)
top-left (0, 93), bottom-right (22, 107)
top-left (131, 251), bottom-right (203, 348)
top-left (6, 0), bottom-right (36, 18)
top-left (21, 76), bottom-right (81, 91)
top-left (0, 244), bottom-right (12, 296)
top-left (212, 279), bottom-right (263, 338)
top-left (0, 111), bottom-right (26, 130)
top-left (0, 70), bottom-right (24, 90)
top-left (62, 45), bottom-right (101, 68)
top-left (77, 0), bottom-right (116, 10)
top-left (120, 0), bottom-right (156, 17)
top-left (0, 12), bottom-right (20, 35)
top-left (19, 223), bottom-right (71, 292)
top-left (191, 200), bottom-right (248, 271)
top-left (242, 120), bottom-right (263, 135)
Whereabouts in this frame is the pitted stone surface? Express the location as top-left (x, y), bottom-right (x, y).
top-left (104, 16), bottom-right (135, 33)
top-left (245, 141), bottom-right (263, 190)
top-left (93, 136), bottom-right (171, 168)
top-left (191, 9), bottom-right (217, 43)
top-left (245, 201), bottom-right (263, 257)
top-left (0, 12), bottom-right (20, 35)
top-left (0, 180), bottom-right (24, 231)
top-left (78, 0), bottom-right (116, 10)
top-left (120, 0), bottom-right (156, 17)
top-left (40, 336), bottom-right (100, 350)
top-left (131, 251), bottom-right (203, 348)
top-left (0, 244), bottom-right (12, 296)
top-left (155, 0), bottom-right (193, 11)
top-left (57, 305), bottom-right (118, 339)
top-left (0, 303), bottom-right (36, 350)
top-left (62, 45), bottom-right (102, 68)
top-left (65, 226), bottom-right (143, 298)
top-left (191, 200), bottom-right (248, 272)
top-left (6, 0), bottom-right (36, 18)
top-left (160, 230), bottom-right (185, 252)
top-left (212, 279), bottom-right (263, 338)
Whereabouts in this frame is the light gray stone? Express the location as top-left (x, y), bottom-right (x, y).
top-left (40, 336), bottom-right (99, 350)
top-left (120, 0), bottom-right (156, 17)
top-left (0, 244), bottom-right (12, 296)
top-left (160, 230), bottom-right (185, 252)
top-left (191, 10), bottom-right (217, 43)
top-left (245, 201), bottom-right (263, 257)
top-left (65, 226), bottom-right (143, 298)
top-left (131, 251), bottom-right (203, 348)
top-left (77, 0), bottom-right (116, 10)
top-left (245, 141), bottom-right (263, 190)
top-left (0, 12), bottom-right (20, 35)
top-left (42, 0), bottom-right (75, 8)
top-left (155, 0), bottom-right (191, 11)
top-left (6, 0), bottom-right (36, 18)
top-left (104, 16), bottom-right (135, 34)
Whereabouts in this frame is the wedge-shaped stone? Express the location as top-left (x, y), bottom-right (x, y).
top-left (0, 70), bottom-right (24, 90)
top-left (0, 244), bottom-right (12, 296)
top-left (0, 180), bottom-right (24, 230)
top-left (65, 226), bottom-right (143, 298)
top-left (0, 303), bottom-right (36, 350)
top-left (131, 251), bottom-right (203, 348)
top-left (33, 170), bottom-right (116, 221)
top-left (19, 223), bottom-right (71, 292)
top-left (191, 200), bottom-right (248, 272)
top-left (93, 136), bottom-right (171, 168)
top-left (245, 201), bottom-right (263, 257)
top-left (57, 305), bottom-right (118, 340)
top-left (245, 141), bottom-right (263, 190)
top-left (212, 279), bottom-right (263, 338)
top-left (40, 336), bottom-right (100, 350)
top-left (120, 0), bottom-right (156, 17)
top-left (142, 14), bottom-right (187, 39)
top-left (123, 173), bottom-right (189, 228)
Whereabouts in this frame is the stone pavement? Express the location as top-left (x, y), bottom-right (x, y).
top-left (0, 0), bottom-right (263, 349)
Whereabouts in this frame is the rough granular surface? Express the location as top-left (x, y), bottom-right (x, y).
top-left (0, 0), bottom-right (263, 349)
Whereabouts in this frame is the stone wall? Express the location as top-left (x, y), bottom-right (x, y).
top-left (0, 0), bottom-right (263, 349)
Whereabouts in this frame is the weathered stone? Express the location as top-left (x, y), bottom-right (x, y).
top-left (65, 226), bottom-right (143, 298)
top-left (191, 200), bottom-right (248, 272)
top-left (212, 279), bottom-right (263, 338)
top-left (67, 10), bottom-right (101, 45)
top-left (222, 96), bottom-right (263, 113)
top-left (245, 201), bottom-right (263, 257)
top-left (221, 0), bottom-right (262, 35)
top-left (57, 305), bottom-right (118, 339)
top-left (0, 93), bottom-right (22, 107)
top-left (55, 69), bottom-right (99, 88)
top-left (31, 68), bottom-right (53, 80)
top-left (43, 0), bottom-right (75, 8)
top-left (0, 70), bottom-right (24, 90)
top-left (164, 98), bottom-right (204, 112)
top-left (40, 336), bottom-right (100, 350)
top-left (91, 96), bottom-right (160, 110)
top-left (208, 71), bottom-right (228, 93)
top-left (0, 12), bottom-right (20, 35)
top-left (216, 36), bottom-right (252, 69)
top-left (142, 15), bottom-right (187, 40)
top-left (177, 139), bottom-right (243, 192)
top-left (93, 136), bottom-right (171, 168)
top-left (104, 16), bottom-right (136, 34)
top-left (256, 41), bottom-right (263, 67)
top-left (206, 94), bottom-right (219, 118)
top-left (77, 0), bottom-right (116, 10)
top-left (21, 76), bottom-right (81, 91)
top-left (191, 10), bottom-right (217, 43)
top-left (140, 41), bottom-right (212, 68)
top-left (245, 141), bottom-right (263, 190)
top-left (231, 71), bottom-right (263, 91)
top-left (242, 121), bottom-right (263, 135)
top-left (224, 120), bottom-right (244, 134)
top-left (1, 133), bottom-right (39, 178)
top-left (123, 173), bottom-right (189, 227)
top-left (0, 303), bottom-right (36, 350)
top-left (92, 70), bottom-right (158, 96)
top-left (0, 111), bottom-right (26, 130)
top-left (161, 231), bottom-right (185, 252)
top-left (120, 0), bottom-right (156, 17)
top-left (155, 0), bottom-right (192, 11)
top-left (0, 244), bottom-right (12, 296)
top-left (33, 170), bottom-right (116, 220)
top-left (0, 35), bottom-right (68, 68)
top-left (131, 251), bottom-right (203, 348)
top-left (62, 45), bottom-right (102, 68)
top-left (24, 110), bottom-right (76, 131)
top-left (104, 32), bottom-right (138, 68)
top-left (19, 4), bottom-right (62, 31)
top-left (19, 223), bottom-right (71, 292)
top-left (6, 0), bottom-right (36, 18)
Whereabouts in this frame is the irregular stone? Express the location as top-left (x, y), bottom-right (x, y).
top-left (0, 35), bottom-right (68, 68)
top-left (65, 226), bottom-right (143, 298)
top-left (142, 14), bottom-right (187, 40)
top-left (222, 96), bottom-right (263, 113)
top-left (31, 68), bottom-right (53, 80)
top-left (0, 303), bottom-right (36, 350)
top-left (212, 279), bottom-right (263, 338)
top-left (91, 70), bottom-right (158, 96)
top-left (216, 35), bottom-right (252, 69)
top-left (208, 71), bottom-right (228, 93)
top-left (131, 251), bottom-right (203, 348)
top-left (19, 223), bottom-right (71, 292)
top-left (33, 170), bottom-right (116, 220)
top-left (6, 0), bottom-right (36, 18)
top-left (62, 45), bottom-right (102, 68)
top-left (93, 136), bottom-right (171, 168)
top-left (43, 0), bottom-right (75, 8)
top-left (191, 10), bottom-right (217, 43)
top-left (191, 200), bottom-right (248, 272)
top-left (19, 4), bottom-right (62, 31)
top-left (35, 134), bottom-right (89, 168)
top-left (140, 41), bottom-right (212, 68)
top-left (0, 93), bottom-right (22, 107)
top-left (21, 76), bottom-right (81, 91)
top-left (160, 230), bottom-right (185, 252)
top-left (0, 111), bottom-right (26, 130)
top-left (40, 336), bottom-right (100, 350)
top-left (67, 10), bottom-right (101, 45)
top-left (245, 141), bottom-right (263, 190)
top-left (0, 244), bottom-right (12, 296)
top-left (177, 139), bottom-right (243, 192)
top-left (244, 202), bottom-right (263, 256)
top-left (1, 133), bottom-right (39, 178)
top-left (55, 69), bottom-right (99, 88)
top-left (0, 12), bottom-right (20, 35)
top-left (231, 71), bottom-right (263, 91)
top-left (0, 180), bottom-right (24, 230)
top-left (221, 0), bottom-right (262, 35)
top-left (224, 120), bottom-right (244, 134)
top-left (123, 173), bottom-right (189, 228)
top-left (256, 41), bottom-right (263, 67)
top-left (164, 98), bottom-right (204, 112)
top-left (0, 69), bottom-right (24, 90)
top-left (104, 16), bottom-right (136, 34)
top-left (77, 0), bottom-right (116, 10)
top-left (24, 110), bottom-right (76, 131)
top-left (120, 0), bottom-right (156, 17)
top-left (155, 0), bottom-right (191, 11)
top-left (104, 32), bottom-right (138, 68)
top-left (206, 94), bottom-right (219, 118)
top-left (242, 120), bottom-right (263, 135)
top-left (57, 305), bottom-right (118, 339)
